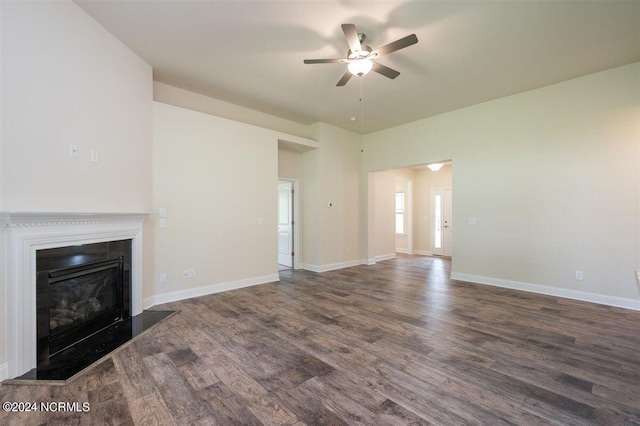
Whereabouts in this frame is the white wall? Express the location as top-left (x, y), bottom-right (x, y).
top-left (373, 170), bottom-right (396, 259)
top-left (305, 123), bottom-right (363, 270)
top-left (0, 1), bottom-right (153, 370)
top-left (1, 1), bottom-right (152, 212)
top-left (364, 62), bottom-right (640, 307)
top-left (278, 148), bottom-right (303, 179)
top-left (151, 102), bottom-right (284, 303)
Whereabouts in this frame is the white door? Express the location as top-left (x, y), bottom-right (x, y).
top-left (432, 189), bottom-right (453, 257)
top-left (278, 181), bottom-right (293, 267)
top-left (443, 189), bottom-right (453, 257)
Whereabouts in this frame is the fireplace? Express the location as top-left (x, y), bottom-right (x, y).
top-left (36, 240), bottom-right (132, 364)
top-left (2, 212), bottom-right (148, 380)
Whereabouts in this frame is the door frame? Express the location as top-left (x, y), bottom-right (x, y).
top-left (278, 177), bottom-right (300, 269)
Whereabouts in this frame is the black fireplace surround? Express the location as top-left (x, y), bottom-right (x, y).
top-left (36, 240), bottom-right (132, 364)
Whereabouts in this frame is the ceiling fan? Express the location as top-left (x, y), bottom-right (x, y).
top-left (304, 24), bottom-right (418, 86)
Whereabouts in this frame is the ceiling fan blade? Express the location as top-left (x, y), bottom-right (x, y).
top-left (372, 62), bottom-right (400, 79)
top-left (336, 71), bottom-right (353, 86)
top-left (304, 58), bottom-right (349, 64)
top-left (371, 34), bottom-right (418, 58)
top-left (341, 24), bottom-right (362, 52)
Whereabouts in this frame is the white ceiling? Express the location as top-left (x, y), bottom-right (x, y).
top-left (75, 0), bottom-right (640, 134)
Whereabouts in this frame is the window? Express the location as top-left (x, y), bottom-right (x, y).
top-left (395, 192), bottom-right (405, 234)
top-left (434, 194), bottom-right (442, 249)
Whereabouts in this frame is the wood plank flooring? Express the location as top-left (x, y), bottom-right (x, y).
top-left (2, 255), bottom-right (640, 425)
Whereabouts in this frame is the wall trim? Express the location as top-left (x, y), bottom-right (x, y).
top-left (301, 259), bottom-right (365, 273)
top-left (0, 363), bottom-right (8, 382)
top-left (300, 263), bottom-right (321, 273)
top-left (395, 248), bottom-right (408, 254)
top-left (451, 272), bottom-right (640, 311)
top-left (375, 253), bottom-right (397, 263)
top-left (144, 274), bottom-right (280, 308)
top-left (413, 250), bottom-right (433, 256)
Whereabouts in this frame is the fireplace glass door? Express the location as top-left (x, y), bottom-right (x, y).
top-left (48, 258), bottom-right (124, 356)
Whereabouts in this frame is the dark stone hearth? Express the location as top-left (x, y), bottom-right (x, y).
top-left (15, 310), bottom-right (174, 382)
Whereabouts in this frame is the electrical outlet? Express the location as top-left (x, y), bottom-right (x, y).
top-left (183, 270), bottom-right (189, 279)
top-left (575, 271), bottom-right (583, 281)
top-left (159, 273), bottom-right (167, 283)
top-left (188, 268), bottom-right (196, 278)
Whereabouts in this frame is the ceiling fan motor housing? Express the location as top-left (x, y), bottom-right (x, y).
top-left (348, 44), bottom-right (372, 60)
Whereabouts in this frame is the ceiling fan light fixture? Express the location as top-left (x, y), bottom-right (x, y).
top-left (347, 58), bottom-right (373, 76)
top-left (427, 163), bottom-right (444, 172)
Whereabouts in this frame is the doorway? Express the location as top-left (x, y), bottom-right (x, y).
top-left (277, 179), bottom-right (298, 269)
top-left (369, 162), bottom-right (452, 262)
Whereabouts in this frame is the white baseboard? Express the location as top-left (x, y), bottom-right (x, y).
top-left (451, 272), bottom-right (640, 311)
top-left (301, 259), bottom-right (365, 273)
top-left (375, 253), bottom-right (396, 262)
top-left (0, 363), bottom-right (8, 382)
top-left (143, 274), bottom-right (280, 308)
top-left (395, 249), bottom-right (433, 256)
top-left (367, 258), bottom-right (377, 265)
top-left (300, 263), bottom-right (321, 272)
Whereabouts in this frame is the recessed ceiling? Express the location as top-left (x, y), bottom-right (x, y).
top-left (74, 0), bottom-right (640, 134)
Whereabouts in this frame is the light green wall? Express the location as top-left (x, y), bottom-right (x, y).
top-left (364, 62), bottom-right (640, 301)
top-left (152, 102), bottom-right (280, 298)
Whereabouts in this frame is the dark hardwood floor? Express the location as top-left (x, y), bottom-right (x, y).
top-left (2, 255), bottom-right (640, 425)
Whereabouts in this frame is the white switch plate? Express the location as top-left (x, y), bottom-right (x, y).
top-left (183, 270), bottom-right (189, 279)
top-left (159, 273), bottom-right (167, 283)
top-left (159, 218), bottom-right (166, 228)
top-left (258, 217), bottom-right (264, 225)
top-left (188, 268), bottom-right (196, 278)
top-left (90, 149), bottom-right (99, 162)
top-left (159, 207), bottom-right (167, 218)
top-left (468, 217), bottom-right (477, 225)
top-left (575, 271), bottom-right (583, 281)
top-left (69, 145), bottom-right (78, 157)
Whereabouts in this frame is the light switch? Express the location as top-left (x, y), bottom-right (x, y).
top-left (90, 149), bottom-right (99, 162)
top-left (159, 208), bottom-right (166, 218)
top-left (159, 218), bottom-right (166, 228)
top-left (258, 217), bottom-right (264, 225)
top-left (468, 217), bottom-right (477, 225)
top-left (69, 145), bottom-right (78, 157)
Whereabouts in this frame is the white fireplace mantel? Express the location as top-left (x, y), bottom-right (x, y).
top-left (2, 211), bottom-right (149, 379)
